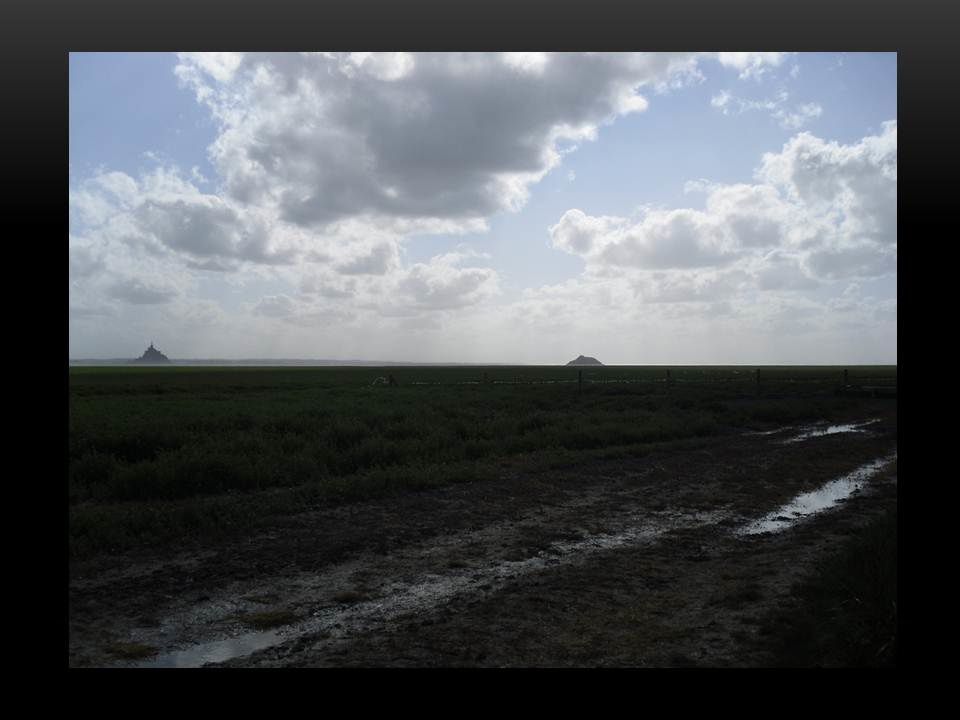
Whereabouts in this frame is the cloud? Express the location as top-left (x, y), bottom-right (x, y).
top-left (172, 298), bottom-right (226, 328)
top-left (250, 293), bottom-right (355, 327)
top-left (776, 103), bottom-right (823, 130)
top-left (69, 238), bottom-right (106, 279)
top-left (636, 268), bottom-right (749, 304)
top-left (549, 123), bottom-right (896, 284)
top-left (551, 205), bottom-right (743, 271)
top-left (335, 242), bottom-right (399, 275)
top-left (107, 276), bottom-right (179, 305)
top-left (134, 197), bottom-right (292, 266)
top-left (749, 251), bottom-right (818, 291)
top-left (70, 53), bottom-right (893, 362)
top-left (548, 209), bottom-right (625, 255)
top-left (395, 251), bottom-right (500, 311)
top-left (716, 52), bottom-right (790, 80)
top-left (174, 52), bottom-right (739, 232)
top-left (252, 294), bottom-right (297, 318)
top-left (299, 272), bottom-right (358, 299)
top-left (73, 53), bottom-right (822, 287)
top-left (757, 120), bottom-right (897, 246)
top-left (70, 167), bottom-right (311, 272)
top-left (600, 209), bottom-right (737, 269)
top-left (805, 245), bottom-right (897, 280)
top-left (711, 89), bottom-right (822, 130)
top-left (508, 122), bottom-right (896, 362)
top-left (70, 301), bottom-right (117, 319)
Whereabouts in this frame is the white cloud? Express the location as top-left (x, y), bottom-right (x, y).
top-left (175, 51), bottom-right (244, 85)
top-left (250, 293), bottom-right (356, 328)
top-left (335, 242), bottom-right (399, 276)
top-left (520, 117), bottom-right (897, 361)
top-left (711, 89), bottom-right (822, 130)
top-left (716, 52), bottom-right (790, 80)
top-left (751, 251), bottom-right (819, 291)
top-left (774, 102), bottom-right (823, 130)
top-left (757, 121), bottom-right (897, 246)
top-left (107, 276), bottom-right (179, 305)
top-left (71, 167), bottom-right (313, 270)
top-left (172, 52), bottom-right (743, 233)
top-left (70, 53), bottom-right (893, 362)
top-left (711, 90), bottom-right (732, 110)
top-left (548, 123), bottom-right (896, 290)
top-left (599, 209), bottom-right (737, 269)
top-left (395, 251), bottom-right (500, 311)
top-left (69, 237), bottom-right (106, 279)
top-left (501, 52), bottom-right (550, 75)
top-left (343, 52), bottom-right (416, 81)
top-left (252, 294), bottom-right (297, 318)
top-left (299, 272), bottom-right (358, 299)
top-left (549, 209), bottom-right (626, 256)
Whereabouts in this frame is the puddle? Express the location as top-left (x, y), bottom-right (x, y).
top-left (742, 426), bottom-right (794, 437)
top-left (140, 629), bottom-right (285, 668)
top-left (132, 509), bottom-right (724, 668)
top-left (736, 453), bottom-right (896, 536)
top-left (779, 418), bottom-right (881, 444)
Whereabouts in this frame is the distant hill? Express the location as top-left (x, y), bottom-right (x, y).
top-left (131, 343), bottom-right (171, 364)
top-left (566, 355), bottom-right (604, 366)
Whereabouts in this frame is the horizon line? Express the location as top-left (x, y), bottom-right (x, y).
top-left (68, 358), bottom-right (898, 367)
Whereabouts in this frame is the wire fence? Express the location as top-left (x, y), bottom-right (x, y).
top-left (394, 367), bottom-right (897, 389)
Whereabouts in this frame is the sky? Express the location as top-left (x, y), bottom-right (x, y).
top-left (69, 52), bottom-right (897, 364)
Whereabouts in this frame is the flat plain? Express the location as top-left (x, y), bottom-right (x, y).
top-left (68, 365), bottom-right (897, 667)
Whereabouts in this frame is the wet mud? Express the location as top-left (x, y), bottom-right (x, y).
top-left (69, 407), bottom-right (897, 668)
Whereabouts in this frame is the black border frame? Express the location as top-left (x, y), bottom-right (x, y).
top-left (16, 0), bottom-right (942, 695)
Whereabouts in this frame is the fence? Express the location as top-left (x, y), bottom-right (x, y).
top-left (389, 366), bottom-right (897, 391)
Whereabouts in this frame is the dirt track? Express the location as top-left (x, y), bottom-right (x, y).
top-left (68, 407), bottom-right (897, 667)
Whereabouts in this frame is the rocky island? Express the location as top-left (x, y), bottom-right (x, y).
top-left (566, 355), bottom-right (604, 366)
top-left (132, 343), bottom-right (171, 364)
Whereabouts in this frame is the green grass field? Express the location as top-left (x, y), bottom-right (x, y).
top-left (69, 365), bottom-right (896, 559)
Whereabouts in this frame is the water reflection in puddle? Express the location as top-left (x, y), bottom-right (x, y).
top-left (141, 629), bottom-right (284, 668)
top-left (134, 510), bottom-right (724, 668)
top-left (779, 418), bottom-right (881, 444)
top-left (737, 453), bottom-right (896, 536)
top-left (742, 426), bottom-right (793, 437)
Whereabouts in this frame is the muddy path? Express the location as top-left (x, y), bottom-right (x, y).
top-left (69, 407), bottom-right (897, 667)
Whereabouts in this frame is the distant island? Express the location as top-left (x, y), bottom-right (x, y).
top-left (131, 343), bottom-right (171, 364)
top-left (566, 355), bottom-right (604, 366)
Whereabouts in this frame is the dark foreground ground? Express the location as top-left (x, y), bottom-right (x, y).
top-left (69, 398), bottom-right (896, 668)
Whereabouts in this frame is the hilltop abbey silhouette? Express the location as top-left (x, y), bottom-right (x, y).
top-left (132, 342), bottom-right (171, 364)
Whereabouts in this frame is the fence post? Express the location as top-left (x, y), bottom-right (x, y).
top-left (843, 368), bottom-right (849, 386)
top-left (578, 369), bottom-right (583, 395)
top-left (756, 368), bottom-right (761, 395)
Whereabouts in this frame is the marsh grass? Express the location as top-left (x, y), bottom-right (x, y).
top-left (759, 507), bottom-right (897, 666)
top-left (69, 365), bottom-right (894, 560)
